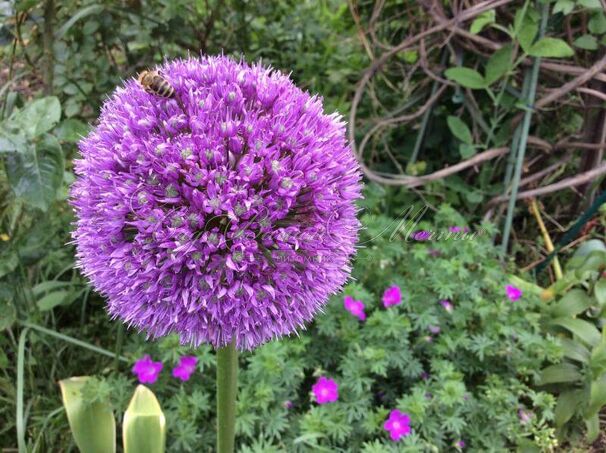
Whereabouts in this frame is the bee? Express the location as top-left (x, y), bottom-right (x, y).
top-left (137, 70), bottom-right (175, 98)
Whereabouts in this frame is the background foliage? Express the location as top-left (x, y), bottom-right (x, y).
top-left (0, 0), bottom-right (605, 451)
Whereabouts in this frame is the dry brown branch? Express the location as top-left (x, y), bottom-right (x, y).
top-left (488, 163), bottom-right (606, 205)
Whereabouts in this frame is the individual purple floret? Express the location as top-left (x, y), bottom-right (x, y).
top-left (71, 56), bottom-right (362, 350)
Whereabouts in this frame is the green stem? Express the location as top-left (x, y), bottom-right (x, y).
top-left (217, 340), bottom-right (238, 453)
top-left (16, 327), bottom-right (29, 453)
top-left (501, 1), bottom-right (549, 255)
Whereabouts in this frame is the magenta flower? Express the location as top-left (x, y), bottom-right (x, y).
top-left (413, 230), bottom-right (431, 241)
top-left (428, 325), bottom-right (441, 334)
top-left (382, 285), bottom-right (402, 308)
top-left (283, 400), bottom-right (293, 409)
top-left (383, 409), bottom-right (411, 441)
top-left (172, 355), bottom-right (198, 381)
top-left (312, 376), bottom-right (339, 404)
top-left (343, 295), bottom-right (366, 321)
top-left (70, 56), bottom-right (362, 350)
top-left (506, 285), bottom-right (522, 302)
top-left (456, 440), bottom-right (466, 448)
top-left (449, 226), bottom-right (463, 233)
top-left (518, 408), bottom-right (533, 424)
top-left (440, 299), bottom-right (453, 312)
top-left (132, 355), bottom-right (163, 384)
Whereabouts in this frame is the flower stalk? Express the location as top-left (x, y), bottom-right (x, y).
top-left (217, 340), bottom-right (237, 453)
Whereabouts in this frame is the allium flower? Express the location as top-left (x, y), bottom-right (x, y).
top-left (440, 299), bottom-right (453, 312)
top-left (343, 295), bottom-right (366, 321)
top-left (172, 355), bottom-right (198, 381)
top-left (506, 285), bottom-right (522, 302)
top-left (382, 285), bottom-right (402, 307)
top-left (132, 355), bottom-right (163, 384)
top-left (383, 409), bottom-right (411, 441)
top-left (456, 440), bottom-right (466, 449)
top-left (312, 376), bottom-right (338, 404)
top-left (71, 56), bottom-right (362, 350)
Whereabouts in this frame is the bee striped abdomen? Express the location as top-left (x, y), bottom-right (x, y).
top-left (138, 70), bottom-right (175, 98)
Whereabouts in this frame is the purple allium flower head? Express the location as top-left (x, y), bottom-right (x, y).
top-left (456, 440), bottom-right (466, 449)
top-left (440, 299), bottom-right (453, 312)
top-left (506, 285), bottom-right (522, 302)
top-left (383, 409), bottom-right (411, 441)
top-left (172, 355), bottom-right (198, 381)
top-left (312, 376), bottom-right (339, 404)
top-left (132, 355), bottom-right (163, 384)
top-left (382, 285), bottom-right (402, 308)
top-left (343, 295), bottom-right (366, 321)
top-left (71, 56), bottom-right (362, 350)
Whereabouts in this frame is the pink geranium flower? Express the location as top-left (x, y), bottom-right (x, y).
top-left (312, 376), bottom-right (339, 404)
top-left (505, 285), bottom-right (522, 302)
top-left (344, 295), bottom-right (366, 321)
top-left (172, 355), bottom-right (198, 381)
top-left (440, 299), bottom-right (453, 312)
top-left (132, 355), bottom-right (163, 384)
top-left (383, 409), bottom-right (411, 441)
top-left (382, 285), bottom-right (402, 307)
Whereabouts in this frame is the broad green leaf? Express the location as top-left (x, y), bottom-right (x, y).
top-left (586, 412), bottom-right (600, 442)
top-left (485, 44), bottom-right (513, 85)
top-left (528, 38), bottom-right (574, 58)
top-left (5, 135), bottom-right (64, 211)
top-left (123, 385), bottom-right (166, 453)
top-left (573, 252), bottom-right (606, 278)
top-left (574, 35), bottom-right (598, 50)
top-left (579, 0), bottom-right (602, 9)
top-left (553, 0), bottom-right (575, 15)
top-left (589, 11), bottom-right (606, 34)
top-left (37, 290), bottom-right (73, 311)
top-left (590, 328), bottom-right (606, 375)
top-left (11, 97), bottom-right (61, 138)
top-left (59, 377), bottom-right (116, 453)
top-left (516, 9), bottom-right (538, 52)
top-left (538, 363), bottom-right (582, 385)
top-left (555, 390), bottom-right (581, 427)
top-left (550, 289), bottom-right (593, 318)
top-left (0, 299), bottom-right (16, 331)
top-left (444, 67), bottom-right (487, 89)
top-left (470, 10), bottom-right (495, 34)
top-left (587, 375), bottom-right (606, 416)
top-left (560, 338), bottom-right (590, 364)
top-left (459, 144), bottom-right (477, 159)
top-left (447, 116), bottom-right (473, 144)
top-left (595, 279), bottom-right (606, 308)
top-left (0, 253), bottom-right (18, 278)
top-left (0, 123), bottom-right (27, 153)
top-left (55, 119), bottom-right (90, 143)
top-left (551, 317), bottom-right (601, 346)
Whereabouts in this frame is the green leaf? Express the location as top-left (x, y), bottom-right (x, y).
top-left (447, 116), bottom-right (473, 144)
top-left (578, 0), bottom-right (602, 10)
top-left (55, 119), bottom-right (90, 143)
top-left (59, 377), bottom-right (116, 453)
top-left (528, 38), bottom-right (575, 58)
top-left (516, 10), bottom-right (538, 52)
top-left (0, 123), bottom-right (27, 153)
top-left (459, 144), bottom-right (477, 159)
top-left (595, 279), bottom-right (606, 308)
top-left (0, 253), bottom-right (18, 278)
top-left (551, 317), bottom-right (602, 346)
top-left (586, 412), bottom-right (600, 442)
top-left (538, 363), bottom-right (583, 385)
top-left (0, 298), bottom-right (16, 331)
top-left (555, 390), bottom-right (581, 427)
top-left (55, 5), bottom-right (104, 39)
top-left (587, 375), bottom-right (606, 416)
top-left (444, 67), bottom-right (487, 89)
top-left (553, 0), bottom-right (575, 15)
top-left (574, 35), bottom-right (598, 50)
top-left (485, 44), bottom-right (513, 85)
top-left (11, 97), bottom-right (61, 138)
top-left (589, 11), bottom-right (606, 34)
top-left (123, 385), bottom-right (166, 453)
top-left (6, 134), bottom-right (64, 211)
top-left (37, 290), bottom-right (74, 311)
top-left (560, 338), bottom-right (590, 364)
top-left (470, 10), bottom-right (495, 34)
top-left (550, 289), bottom-right (593, 318)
